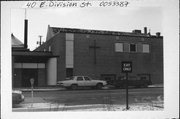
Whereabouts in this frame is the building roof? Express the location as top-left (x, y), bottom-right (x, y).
top-left (13, 51), bottom-right (57, 63)
top-left (51, 27), bottom-right (147, 36)
top-left (46, 26), bottom-right (162, 41)
top-left (11, 34), bottom-right (24, 47)
top-left (12, 51), bottom-right (55, 57)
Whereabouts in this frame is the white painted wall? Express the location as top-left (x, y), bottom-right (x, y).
top-left (14, 63), bottom-right (45, 68)
top-left (66, 33), bottom-right (74, 68)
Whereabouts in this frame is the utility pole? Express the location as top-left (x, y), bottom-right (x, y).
top-left (37, 35), bottom-right (43, 46)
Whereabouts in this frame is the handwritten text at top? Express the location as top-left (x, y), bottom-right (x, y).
top-left (25, 1), bottom-right (129, 8)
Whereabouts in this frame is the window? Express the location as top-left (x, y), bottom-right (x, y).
top-left (84, 77), bottom-right (91, 81)
top-left (77, 77), bottom-right (83, 81)
top-left (130, 44), bottom-right (136, 52)
top-left (142, 44), bottom-right (150, 53)
top-left (115, 43), bottom-right (123, 52)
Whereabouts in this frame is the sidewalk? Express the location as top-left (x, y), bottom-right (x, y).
top-left (14, 86), bottom-right (66, 92)
top-left (148, 84), bottom-right (163, 88)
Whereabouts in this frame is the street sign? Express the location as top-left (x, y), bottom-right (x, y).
top-left (121, 61), bottom-right (132, 110)
top-left (122, 61), bottom-right (132, 73)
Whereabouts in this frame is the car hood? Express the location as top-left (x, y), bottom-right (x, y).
top-left (57, 80), bottom-right (73, 83)
top-left (12, 90), bottom-right (22, 94)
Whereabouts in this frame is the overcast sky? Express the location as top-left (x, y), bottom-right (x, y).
top-left (11, 6), bottom-right (162, 51)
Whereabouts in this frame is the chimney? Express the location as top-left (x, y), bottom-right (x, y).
top-left (144, 27), bottom-right (147, 34)
top-left (24, 19), bottom-right (28, 49)
top-left (156, 32), bottom-right (161, 37)
top-left (132, 30), bottom-right (141, 34)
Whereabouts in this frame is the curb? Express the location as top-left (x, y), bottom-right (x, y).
top-left (14, 85), bottom-right (163, 92)
top-left (14, 88), bottom-right (66, 92)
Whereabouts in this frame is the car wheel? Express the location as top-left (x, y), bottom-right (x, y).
top-left (71, 84), bottom-right (78, 90)
top-left (96, 83), bottom-right (103, 89)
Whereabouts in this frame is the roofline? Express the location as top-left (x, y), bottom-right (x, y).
top-left (51, 27), bottom-right (163, 38)
top-left (12, 51), bottom-right (58, 57)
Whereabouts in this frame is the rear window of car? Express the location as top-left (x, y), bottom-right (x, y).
top-left (84, 77), bottom-right (91, 81)
top-left (77, 77), bottom-right (83, 81)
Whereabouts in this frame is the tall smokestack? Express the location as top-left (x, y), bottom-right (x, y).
top-left (24, 19), bottom-right (28, 49)
top-left (144, 27), bottom-right (147, 34)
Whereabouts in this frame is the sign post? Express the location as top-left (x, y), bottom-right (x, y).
top-left (122, 61), bottom-right (132, 110)
top-left (30, 78), bottom-right (34, 107)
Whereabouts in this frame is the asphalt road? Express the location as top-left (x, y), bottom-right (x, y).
top-left (22, 88), bottom-right (163, 106)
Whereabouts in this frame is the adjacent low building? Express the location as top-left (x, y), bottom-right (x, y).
top-left (12, 34), bottom-right (57, 88)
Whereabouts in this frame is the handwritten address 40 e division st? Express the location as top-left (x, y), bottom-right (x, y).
top-left (25, 1), bottom-right (130, 8)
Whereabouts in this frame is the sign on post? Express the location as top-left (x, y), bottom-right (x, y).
top-left (122, 61), bottom-right (132, 73)
top-left (122, 61), bottom-right (132, 110)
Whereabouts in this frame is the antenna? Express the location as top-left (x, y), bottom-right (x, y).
top-left (25, 8), bottom-right (27, 19)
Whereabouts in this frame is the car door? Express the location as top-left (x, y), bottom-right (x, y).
top-left (84, 76), bottom-right (93, 86)
top-left (76, 76), bottom-right (85, 87)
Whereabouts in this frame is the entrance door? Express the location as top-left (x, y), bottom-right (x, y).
top-left (22, 69), bottom-right (38, 87)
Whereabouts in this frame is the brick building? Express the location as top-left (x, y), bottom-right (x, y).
top-left (35, 26), bottom-right (163, 85)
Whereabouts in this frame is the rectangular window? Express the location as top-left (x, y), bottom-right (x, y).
top-left (137, 43), bottom-right (143, 52)
top-left (84, 77), bottom-right (91, 81)
top-left (143, 44), bottom-right (150, 53)
top-left (130, 44), bottom-right (137, 52)
top-left (124, 43), bottom-right (129, 52)
top-left (115, 43), bottom-right (123, 52)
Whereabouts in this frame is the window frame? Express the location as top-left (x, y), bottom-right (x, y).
top-left (142, 44), bottom-right (150, 53)
top-left (115, 43), bottom-right (124, 52)
top-left (129, 43), bottom-right (137, 52)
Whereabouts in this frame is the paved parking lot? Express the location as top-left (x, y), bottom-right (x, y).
top-left (13, 87), bottom-right (163, 111)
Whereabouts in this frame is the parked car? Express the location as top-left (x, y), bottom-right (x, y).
top-left (12, 90), bottom-right (24, 105)
top-left (57, 76), bottom-right (107, 90)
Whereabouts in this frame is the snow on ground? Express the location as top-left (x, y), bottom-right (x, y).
top-left (13, 102), bottom-right (163, 111)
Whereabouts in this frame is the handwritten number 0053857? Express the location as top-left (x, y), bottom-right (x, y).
top-left (99, 1), bottom-right (129, 7)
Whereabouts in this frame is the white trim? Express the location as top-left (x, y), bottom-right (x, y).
top-left (14, 63), bottom-right (45, 69)
top-left (66, 33), bottom-right (74, 68)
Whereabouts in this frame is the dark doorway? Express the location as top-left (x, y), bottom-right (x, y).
top-left (66, 68), bottom-right (73, 78)
top-left (22, 69), bottom-right (38, 87)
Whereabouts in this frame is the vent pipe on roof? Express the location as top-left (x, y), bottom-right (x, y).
top-left (24, 19), bottom-right (28, 49)
top-left (156, 32), bottom-right (161, 37)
